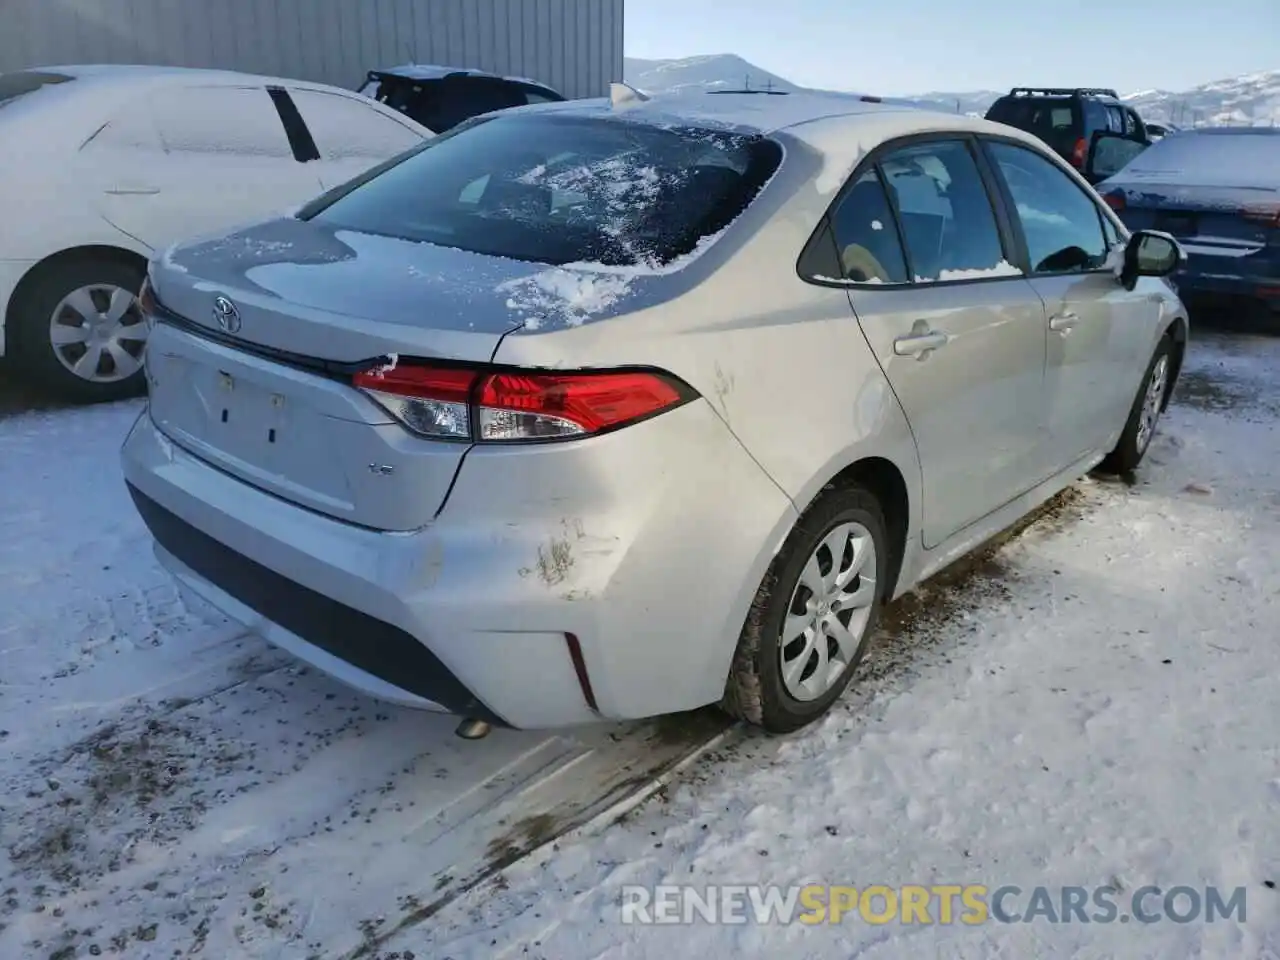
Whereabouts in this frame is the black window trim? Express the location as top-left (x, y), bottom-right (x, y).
top-left (266, 85), bottom-right (321, 162)
top-left (976, 133), bottom-right (1124, 280)
top-left (796, 131), bottom-right (1028, 291)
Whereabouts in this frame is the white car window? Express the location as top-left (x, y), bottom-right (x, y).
top-left (150, 86), bottom-right (294, 158)
top-left (288, 89), bottom-right (424, 163)
top-left (879, 140), bottom-right (1012, 282)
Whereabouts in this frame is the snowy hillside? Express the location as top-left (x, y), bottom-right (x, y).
top-left (624, 55), bottom-right (800, 94)
top-left (904, 90), bottom-right (1004, 116)
top-left (624, 54), bottom-right (1280, 126)
top-left (1124, 69), bottom-right (1280, 127)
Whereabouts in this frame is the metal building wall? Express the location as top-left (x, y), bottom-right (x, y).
top-left (0, 0), bottom-right (623, 99)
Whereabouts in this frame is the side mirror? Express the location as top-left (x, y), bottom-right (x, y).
top-left (1086, 131), bottom-right (1149, 181)
top-left (1120, 230), bottom-right (1183, 290)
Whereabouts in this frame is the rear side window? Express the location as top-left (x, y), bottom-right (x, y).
top-left (878, 140), bottom-right (1011, 282)
top-left (309, 113), bottom-right (782, 267)
top-left (289, 89), bottom-right (424, 162)
top-left (150, 86), bottom-right (294, 158)
top-left (0, 70), bottom-right (73, 107)
top-left (829, 169), bottom-right (908, 283)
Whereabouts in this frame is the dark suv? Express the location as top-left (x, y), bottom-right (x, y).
top-left (985, 87), bottom-right (1151, 183)
top-left (358, 64), bottom-right (565, 134)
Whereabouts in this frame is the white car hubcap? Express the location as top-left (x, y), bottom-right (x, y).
top-left (49, 284), bottom-right (147, 383)
top-left (779, 521), bottom-right (878, 702)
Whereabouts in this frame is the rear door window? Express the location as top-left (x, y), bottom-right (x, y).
top-left (308, 113), bottom-right (782, 267)
top-left (877, 139), bottom-right (1012, 282)
top-left (988, 98), bottom-right (1078, 155)
top-left (289, 89), bottom-right (424, 162)
top-left (0, 70), bottom-right (73, 107)
top-left (150, 86), bottom-right (295, 158)
top-left (1081, 100), bottom-right (1110, 137)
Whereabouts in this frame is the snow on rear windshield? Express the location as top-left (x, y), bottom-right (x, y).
top-left (1117, 131), bottom-right (1280, 190)
top-left (307, 113), bottom-right (782, 267)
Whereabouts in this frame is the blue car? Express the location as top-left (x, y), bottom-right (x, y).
top-left (1088, 127), bottom-right (1280, 322)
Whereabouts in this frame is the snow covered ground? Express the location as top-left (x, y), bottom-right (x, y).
top-left (1, 328), bottom-right (1277, 959)
top-left (389, 329), bottom-right (1280, 960)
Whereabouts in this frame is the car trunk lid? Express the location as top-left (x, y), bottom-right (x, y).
top-left (146, 217), bottom-right (532, 530)
top-left (1105, 180), bottom-right (1280, 255)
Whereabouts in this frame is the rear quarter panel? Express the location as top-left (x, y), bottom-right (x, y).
top-left (491, 130), bottom-right (925, 585)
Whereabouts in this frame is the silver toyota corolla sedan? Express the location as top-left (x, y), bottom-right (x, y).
top-left (121, 86), bottom-right (1188, 735)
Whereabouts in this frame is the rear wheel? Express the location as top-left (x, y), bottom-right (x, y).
top-left (10, 256), bottom-right (148, 404)
top-left (722, 485), bottom-right (889, 733)
top-left (1101, 334), bottom-right (1173, 475)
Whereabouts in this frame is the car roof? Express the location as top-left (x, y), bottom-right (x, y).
top-left (0, 64), bottom-right (430, 149)
top-left (507, 87), bottom-right (1023, 136)
top-left (16, 63), bottom-right (360, 93)
top-left (995, 87), bottom-right (1121, 102)
top-left (371, 63), bottom-right (558, 91)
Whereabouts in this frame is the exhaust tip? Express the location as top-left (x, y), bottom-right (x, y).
top-left (455, 718), bottom-right (492, 740)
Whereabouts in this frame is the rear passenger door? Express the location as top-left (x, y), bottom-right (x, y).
top-left (981, 138), bottom-right (1151, 465)
top-left (287, 88), bottom-right (427, 190)
top-left (829, 137), bottom-right (1049, 548)
top-left (91, 85), bottom-right (326, 249)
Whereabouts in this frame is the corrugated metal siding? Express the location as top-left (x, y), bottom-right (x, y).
top-left (0, 0), bottom-right (622, 98)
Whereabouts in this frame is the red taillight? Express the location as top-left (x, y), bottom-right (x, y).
top-left (1103, 190), bottom-right (1126, 212)
top-left (353, 361), bottom-right (690, 442)
top-left (1242, 203), bottom-right (1280, 227)
top-left (1070, 137), bottom-right (1087, 168)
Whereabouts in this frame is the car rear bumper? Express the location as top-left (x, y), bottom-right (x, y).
top-left (122, 398), bottom-right (796, 729)
top-left (1174, 248), bottom-right (1280, 310)
top-left (1176, 270), bottom-right (1280, 304)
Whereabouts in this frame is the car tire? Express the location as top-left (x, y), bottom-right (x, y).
top-left (10, 255), bottom-right (149, 404)
top-left (722, 484), bottom-right (889, 733)
top-left (1100, 334), bottom-right (1174, 475)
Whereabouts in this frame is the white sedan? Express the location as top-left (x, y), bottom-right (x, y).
top-left (0, 65), bottom-right (430, 402)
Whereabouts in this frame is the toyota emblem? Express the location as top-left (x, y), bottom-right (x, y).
top-left (212, 295), bottom-right (241, 334)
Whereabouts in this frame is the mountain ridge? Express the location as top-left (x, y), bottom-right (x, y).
top-left (623, 55), bottom-right (1280, 126)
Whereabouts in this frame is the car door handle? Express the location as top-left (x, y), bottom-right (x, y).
top-left (1049, 311), bottom-right (1079, 332)
top-left (106, 185), bottom-right (160, 196)
top-left (893, 329), bottom-right (950, 358)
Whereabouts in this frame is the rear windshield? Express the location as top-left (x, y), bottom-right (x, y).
top-left (987, 97), bottom-right (1079, 153)
top-left (1114, 131), bottom-right (1280, 189)
top-left (307, 113), bottom-right (782, 267)
top-left (0, 70), bottom-right (73, 107)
